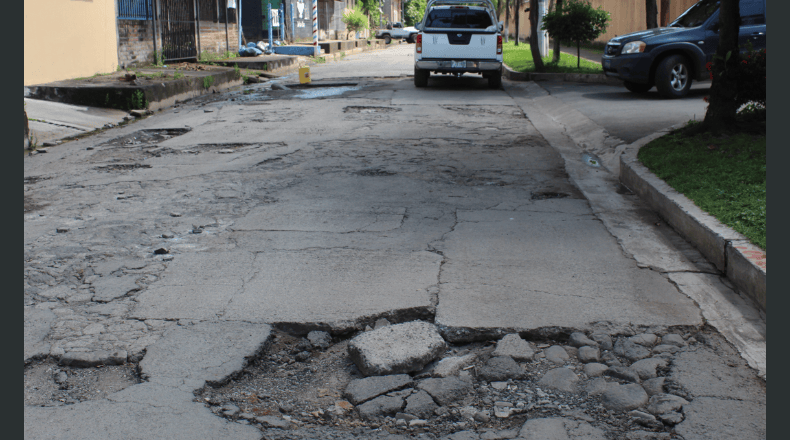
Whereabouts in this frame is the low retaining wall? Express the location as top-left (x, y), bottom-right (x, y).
top-left (25, 68), bottom-right (242, 112)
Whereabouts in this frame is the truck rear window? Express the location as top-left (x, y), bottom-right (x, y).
top-left (424, 8), bottom-right (494, 29)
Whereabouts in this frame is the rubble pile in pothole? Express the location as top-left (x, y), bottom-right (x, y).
top-left (198, 321), bottom-right (756, 440)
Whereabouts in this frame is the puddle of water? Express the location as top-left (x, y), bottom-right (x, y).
top-left (581, 152), bottom-right (602, 168)
top-left (295, 86), bottom-right (361, 99)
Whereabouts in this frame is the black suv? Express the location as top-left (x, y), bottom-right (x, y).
top-left (602, 0), bottom-right (766, 98)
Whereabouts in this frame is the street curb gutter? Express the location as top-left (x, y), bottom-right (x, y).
top-left (620, 138), bottom-right (766, 311)
top-left (503, 64), bottom-right (622, 85)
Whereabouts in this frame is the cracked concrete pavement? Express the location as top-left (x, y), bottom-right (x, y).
top-left (24, 45), bottom-right (765, 438)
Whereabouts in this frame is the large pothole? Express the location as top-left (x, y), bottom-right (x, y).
top-left (24, 359), bottom-right (141, 407)
top-left (193, 322), bottom-right (749, 440)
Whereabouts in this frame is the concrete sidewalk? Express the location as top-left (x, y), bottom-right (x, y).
top-left (25, 98), bottom-right (130, 146)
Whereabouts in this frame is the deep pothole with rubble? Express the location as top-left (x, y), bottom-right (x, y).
top-left (24, 359), bottom-right (142, 407)
top-left (195, 320), bottom-right (760, 440)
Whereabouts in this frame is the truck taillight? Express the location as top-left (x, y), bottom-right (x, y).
top-left (416, 34), bottom-right (422, 53)
top-left (497, 35), bottom-right (502, 55)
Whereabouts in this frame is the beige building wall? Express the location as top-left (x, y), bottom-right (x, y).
top-left (25, 0), bottom-right (119, 86)
top-left (504, 0), bottom-right (698, 44)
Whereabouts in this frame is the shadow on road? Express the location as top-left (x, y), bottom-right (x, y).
top-left (579, 87), bottom-right (710, 102)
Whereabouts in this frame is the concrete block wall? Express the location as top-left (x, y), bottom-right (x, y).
top-left (117, 19), bottom-right (239, 67)
top-left (198, 20), bottom-right (238, 54)
top-left (118, 19), bottom-right (156, 68)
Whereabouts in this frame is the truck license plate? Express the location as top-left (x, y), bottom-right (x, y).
top-left (451, 61), bottom-right (466, 69)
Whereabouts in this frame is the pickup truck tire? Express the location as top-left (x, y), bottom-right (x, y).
top-left (655, 55), bottom-right (692, 98)
top-left (383, 34), bottom-right (392, 44)
top-left (414, 67), bottom-right (429, 87)
top-left (407, 34), bottom-right (415, 44)
top-left (487, 68), bottom-right (502, 89)
top-left (624, 81), bottom-right (653, 93)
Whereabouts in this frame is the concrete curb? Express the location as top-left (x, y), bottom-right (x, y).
top-left (620, 134), bottom-right (766, 311)
top-left (503, 64), bottom-right (622, 85)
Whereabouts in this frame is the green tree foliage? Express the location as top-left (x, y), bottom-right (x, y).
top-left (405, 0), bottom-right (428, 26)
top-left (541, 0), bottom-right (610, 68)
top-left (358, 0), bottom-right (382, 28)
top-left (342, 6), bottom-right (369, 38)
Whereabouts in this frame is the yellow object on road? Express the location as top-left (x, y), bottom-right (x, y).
top-left (299, 67), bottom-right (311, 84)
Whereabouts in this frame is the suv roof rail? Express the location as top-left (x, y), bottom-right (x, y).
top-left (425, 0), bottom-right (496, 9)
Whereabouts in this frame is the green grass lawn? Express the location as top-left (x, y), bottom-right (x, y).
top-left (502, 41), bottom-right (603, 74)
top-left (638, 117), bottom-right (766, 250)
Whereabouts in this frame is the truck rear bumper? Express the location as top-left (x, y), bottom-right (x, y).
top-left (416, 60), bottom-right (502, 72)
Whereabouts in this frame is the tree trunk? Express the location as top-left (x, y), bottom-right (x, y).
top-left (24, 107), bottom-right (30, 150)
top-left (505, 0), bottom-right (510, 42)
top-left (529, 0), bottom-right (545, 72)
top-left (552, 0), bottom-right (562, 63)
top-left (646, 0), bottom-right (658, 29)
top-left (514, 0), bottom-right (520, 46)
top-left (576, 39), bottom-right (580, 68)
top-left (702, 0), bottom-right (740, 132)
top-left (660, 0), bottom-right (671, 27)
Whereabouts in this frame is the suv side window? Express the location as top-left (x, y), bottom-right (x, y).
top-left (740, 0), bottom-right (765, 25)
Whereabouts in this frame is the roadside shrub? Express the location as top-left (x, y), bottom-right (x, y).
top-left (342, 6), bottom-right (369, 39)
top-left (705, 46), bottom-right (765, 108)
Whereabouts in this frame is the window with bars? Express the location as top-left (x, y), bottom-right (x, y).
top-left (117, 0), bottom-right (153, 20)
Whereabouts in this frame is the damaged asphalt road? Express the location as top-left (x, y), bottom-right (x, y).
top-left (24, 46), bottom-right (764, 439)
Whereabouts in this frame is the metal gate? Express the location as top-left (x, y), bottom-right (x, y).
top-left (159, 0), bottom-right (197, 62)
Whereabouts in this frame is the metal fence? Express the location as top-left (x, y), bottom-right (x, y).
top-left (117, 0), bottom-right (153, 20)
top-left (160, 0), bottom-right (197, 61)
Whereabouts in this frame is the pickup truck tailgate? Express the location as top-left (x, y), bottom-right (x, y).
top-left (422, 32), bottom-right (498, 59)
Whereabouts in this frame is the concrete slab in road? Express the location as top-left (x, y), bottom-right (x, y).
top-left (434, 202), bottom-right (701, 334)
top-left (25, 98), bottom-right (129, 144)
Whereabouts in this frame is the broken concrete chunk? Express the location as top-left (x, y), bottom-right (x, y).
top-left (646, 393), bottom-right (689, 415)
top-left (492, 333), bottom-right (536, 361)
top-left (255, 415), bottom-right (290, 428)
top-left (583, 363), bottom-right (609, 378)
top-left (630, 358), bottom-right (668, 380)
top-left (478, 356), bottom-right (525, 381)
top-left (614, 338), bottom-right (651, 362)
top-left (307, 330), bottom-right (332, 350)
top-left (660, 333), bottom-right (686, 347)
top-left (544, 345), bottom-right (570, 365)
top-left (628, 333), bottom-right (658, 347)
top-left (605, 366), bottom-right (642, 383)
top-left (356, 395), bottom-right (404, 419)
top-left (601, 383), bottom-right (649, 411)
top-left (344, 374), bottom-right (412, 405)
top-left (405, 390), bottom-right (437, 419)
top-left (347, 321), bottom-right (446, 376)
top-left (418, 376), bottom-right (474, 406)
top-left (519, 417), bottom-right (607, 440)
top-left (591, 333), bottom-right (613, 351)
top-left (538, 367), bottom-right (579, 393)
top-left (569, 332), bottom-right (598, 348)
top-left (578, 346), bottom-right (601, 363)
top-left (432, 353), bottom-right (476, 378)
top-left (641, 377), bottom-right (666, 396)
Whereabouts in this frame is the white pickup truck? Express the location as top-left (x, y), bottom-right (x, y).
top-left (413, 0), bottom-right (504, 88)
top-left (375, 22), bottom-right (419, 44)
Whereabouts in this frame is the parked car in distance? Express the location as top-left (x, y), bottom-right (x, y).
top-left (376, 22), bottom-right (419, 44)
top-left (602, 0), bottom-right (766, 98)
top-left (413, 0), bottom-right (504, 89)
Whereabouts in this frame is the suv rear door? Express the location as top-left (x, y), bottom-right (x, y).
top-left (420, 6), bottom-right (498, 60)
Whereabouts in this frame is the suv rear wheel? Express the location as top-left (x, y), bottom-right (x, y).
top-left (655, 55), bottom-right (692, 98)
top-left (414, 67), bottom-right (429, 87)
top-left (487, 68), bottom-right (502, 89)
top-left (624, 81), bottom-right (652, 93)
